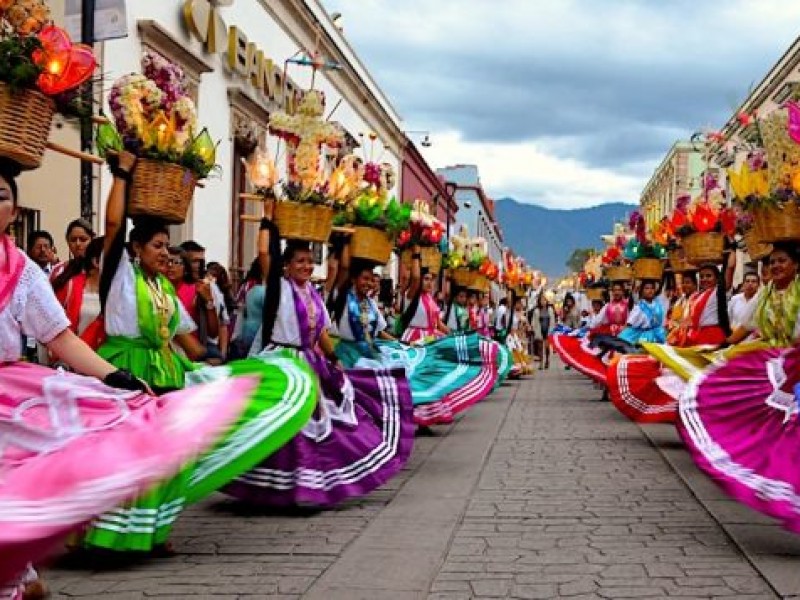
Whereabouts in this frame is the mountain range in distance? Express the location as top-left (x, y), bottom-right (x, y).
top-left (495, 198), bottom-right (638, 280)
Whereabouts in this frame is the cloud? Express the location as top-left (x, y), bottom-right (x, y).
top-left (324, 0), bottom-right (800, 207)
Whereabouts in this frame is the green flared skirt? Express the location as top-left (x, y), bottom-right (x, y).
top-left (83, 350), bottom-right (318, 551)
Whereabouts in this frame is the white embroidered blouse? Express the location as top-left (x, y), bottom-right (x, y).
top-left (0, 255), bottom-right (70, 362)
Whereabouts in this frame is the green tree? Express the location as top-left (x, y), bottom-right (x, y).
top-left (565, 248), bottom-right (595, 273)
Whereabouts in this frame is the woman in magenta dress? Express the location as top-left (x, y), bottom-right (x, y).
top-left (679, 243), bottom-right (800, 532)
top-left (0, 160), bottom-right (256, 599)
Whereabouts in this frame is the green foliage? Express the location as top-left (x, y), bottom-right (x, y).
top-left (0, 34), bottom-right (43, 91)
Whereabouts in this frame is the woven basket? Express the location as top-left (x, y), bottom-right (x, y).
top-left (604, 266), bottom-right (633, 282)
top-left (668, 248), bottom-right (693, 273)
top-left (471, 274), bottom-right (490, 293)
top-left (273, 202), bottom-right (333, 243)
top-left (0, 82), bottom-right (56, 170)
top-left (682, 232), bottom-right (724, 265)
top-left (744, 229), bottom-right (773, 261)
top-left (586, 288), bottom-right (605, 301)
top-left (401, 246), bottom-right (441, 274)
top-left (633, 258), bottom-right (664, 281)
top-left (753, 203), bottom-right (800, 243)
top-left (451, 268), bottom-right (478, 289)
top-left (350, 226), bottom-right (392, 264)
top-left (129, 159), bottom-right (198, 224)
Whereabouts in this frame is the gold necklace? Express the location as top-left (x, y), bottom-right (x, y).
top-left (144, 276), bottom-right (172, 345)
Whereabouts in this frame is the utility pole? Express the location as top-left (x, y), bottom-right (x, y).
top-left (79, 0), bottom-right (96, 222)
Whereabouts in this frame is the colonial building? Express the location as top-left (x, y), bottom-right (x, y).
top-left (712, 35), bottom-right (800, 170)
top-left (17, 0), bottom-right (406, 282)
top-left (639, 141), bottom-right (704, 231)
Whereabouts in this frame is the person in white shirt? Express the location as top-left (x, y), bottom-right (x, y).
top-left (728, 271), bottom-right (760, 330)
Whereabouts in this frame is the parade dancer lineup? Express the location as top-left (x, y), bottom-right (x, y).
top-left (10, 1), bottom-right (800, 595)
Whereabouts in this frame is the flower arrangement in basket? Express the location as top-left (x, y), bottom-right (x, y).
top-left (600, 241), bottom-right (632, 282)
top-left (260, 89), bottom-right (344, 242)
top-left (330, 154), bottom-right (409, 264)
top-left (667, 186), bottom-right (735, 265)
top-left (625, 210), bottom-right (666, 280)
top-left (726, 107), bottom-right (800, 244)
top-left (502, 251), bottom-right (534, 295)
top-left (397, 199), bottom-right (446, 274)
top-left (0, 0), bottom-right (97, 169)
top-left (96, 52), bottom-right (217, 224)
top-left (443, 225), bottom-right (497, 292)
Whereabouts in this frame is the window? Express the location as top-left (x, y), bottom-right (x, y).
top-left (9, 207), bottom-right (40, 251)
top-left (228, 88), bottom-right (271, 287)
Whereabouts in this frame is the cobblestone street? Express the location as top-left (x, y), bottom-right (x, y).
top-left (46, 364), bottom-right (798, 599)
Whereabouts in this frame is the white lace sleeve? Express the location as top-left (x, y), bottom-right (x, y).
top-left (19, 259), bottom-right (70, 344)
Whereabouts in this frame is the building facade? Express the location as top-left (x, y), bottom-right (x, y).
top-left (401, 139), bottom-right (457, 228)
top-left (639, 141), bottom-right (704, 231)
top-left (16, 0), bottom-right (406, 282)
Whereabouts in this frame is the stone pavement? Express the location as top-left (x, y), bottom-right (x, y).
top-left (45, 363), bottom-right (795, 599)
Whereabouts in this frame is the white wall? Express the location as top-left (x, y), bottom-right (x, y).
top-left (98, 0), bottom-right (400, 273)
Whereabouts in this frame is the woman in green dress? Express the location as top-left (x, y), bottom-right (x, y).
top-left (82, 153), bottom-right (317, 554)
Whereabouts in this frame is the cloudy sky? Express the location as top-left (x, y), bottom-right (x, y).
top-left (322, 0), bottom-right (800, 208)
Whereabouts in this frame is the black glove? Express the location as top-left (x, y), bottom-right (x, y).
top-left (104, 369), bottom-right (149, 393)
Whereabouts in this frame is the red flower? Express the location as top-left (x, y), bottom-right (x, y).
top-left (691, 203), bottom-right (717, 233)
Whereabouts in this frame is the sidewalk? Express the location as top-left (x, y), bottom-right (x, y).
top-left (45, 365), bottom-right (788, 599)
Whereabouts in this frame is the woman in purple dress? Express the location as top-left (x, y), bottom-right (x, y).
top-left (224, 218), bottom-right (414, 507)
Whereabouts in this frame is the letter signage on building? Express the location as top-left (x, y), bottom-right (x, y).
top-left (183, 0), bottom-right (301, 111)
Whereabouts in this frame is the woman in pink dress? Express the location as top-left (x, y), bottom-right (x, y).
top-left (680, 243), bottom-right (800, 532)
top-left (0, 160), bottom-right (254, 599)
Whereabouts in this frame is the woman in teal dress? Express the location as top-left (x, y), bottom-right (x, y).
top-left (618, 279), bottom-right (668, 346)
top-left (336, 248), bottom-right (499, 426)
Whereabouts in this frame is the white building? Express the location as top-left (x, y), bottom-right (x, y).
top-left (18, 0), bottom-right (405, 282)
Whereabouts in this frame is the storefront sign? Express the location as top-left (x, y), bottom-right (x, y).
top-left (183, 0), bottom-right (301, 111)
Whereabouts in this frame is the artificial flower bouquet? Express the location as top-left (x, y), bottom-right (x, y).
top-left (397, 199), bottom-right (446, 274)
top-left (331, 156), bottom-right (409, 264)
top-left (0, 0), bottom-right (97, 168)
top-left (666, 189), bottom-right (735, 265)
top-left (444, 225), bottom-right (497, 292)
top-left (259, 89), bottom-right (344, 241)
top-left (727, 108), bottom-right (800, 243)
top-left (96, 51), bottom-right (217, 224)
top-left (625, 210), bottom-right (666, 280)
top-left (600, 239), bottom-right (633, 283)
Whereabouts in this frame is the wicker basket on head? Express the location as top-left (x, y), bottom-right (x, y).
top-left (633, 258), bottom-right (664, 281)
top-left (470, 274), bottom-right (490, 293)
top-left (668, 248), bottom-right (693, 273)
top-left (451, 268), bottom-right (478, 289)
top-left (752, 203), bottom-right (800, 243)
top-left (401, 246), bottom-right (441, 275)
top-left (273, 202), bottom-right (334, 243)
top-left (682, 232), bottom-right (724, 265)
top-left (129, 159), bottom-right (198, 224)
top-left (0, 82), bottom-right (56, 170)
top-left (604, 265), bottom-right (633, 282)
top-left (744, 229), bottom-right (773, 261)
top-left (586, 288), bottom-right (605, 301)
top-left (350, 226), bottom-right (393, 264)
